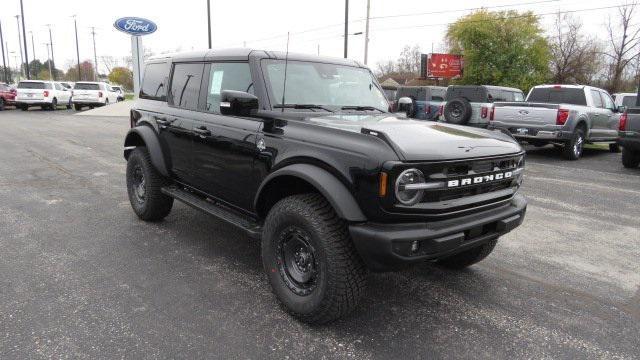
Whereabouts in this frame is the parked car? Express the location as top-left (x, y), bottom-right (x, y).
top-left (111, 85), bottom-right (125, 102)
top-left (15, 80), bottom-right (72, 111)
top-left (395, 86), bottom-right (446, 120)
top-left (72, 81), bottom-right (118, 110)
top-left (0, 82), bottom-right (17, 110)
top-left (618, 107), bottom-right (640, 168)
top-left (490, 85), bottom-right (622, 160)
top-left (613, 92), bottom-right (637, 110)
top-left (440, 85), bottom-right (524, 127)
top-left (123, 49), bottom-right (527, 324)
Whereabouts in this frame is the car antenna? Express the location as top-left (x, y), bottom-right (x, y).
top-left (281, 32), bottom-right (290, 112)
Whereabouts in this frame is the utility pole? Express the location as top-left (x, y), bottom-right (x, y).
top-left (19, 0), bottom-right (30, 79)
top-left (44, 43), bottom-right (52, 79)
top-left (15, 16), bottom-right (24, 78)
top-left (46, 25), bottom-right (56, 80)
top-left (364, 0), bottom-right (370, 64)
top-left (0, 20), bottom-right (7, 83)
top-left (29, 31), bottom-right (35, 62)
top-left (6, 44), bottom-right (11, 83)
top-left (343, 0), bottom-right (349, 58)
top-left (72, 15), bottom-right (81, 80)
top-left (90, 27), bottom-right (98, 80)
top-left (207, 0), bottom-right (212, 49)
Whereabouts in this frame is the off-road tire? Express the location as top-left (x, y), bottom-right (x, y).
top-left (609, 143), bottom-right (621, 153)
top-left (622, 147), bottom-right (640, 168)
top-left (563, 127), bottom-right (585, 160)
top-left (443, 97), bottom-right (472, 125)
top-left (262, 193), bottom-right (367, 324)
top-left (437, 238), bottom-right (498, 269)
top-left (74, 104), bottom-right (82, 111)
top-left (126, 147), bottom-right (174, 221)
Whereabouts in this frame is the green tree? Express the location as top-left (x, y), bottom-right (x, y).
top-left (64, 60), bottom-right (96, 82)
top-left (108, 67), bottom-right (133, 91)
top-left (446, 10), bottom-right (550, 92)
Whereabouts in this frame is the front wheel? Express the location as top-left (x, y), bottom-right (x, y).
top-left (20, 104), bottom-right (28, 111)
top-left (0, 97), bottom-right (5, 111)
top-left (126, 147), bottom-right (174, 221)
top-left (262, 193), bottom-right (367, 324)
top-left (609, 143), bottom-right (621, 153)
top-left (563, 128), bottom-right (585, 160)
top-left (437, 238), bottom-right (498, 269)
top-left (74, 104), bottom-right (82, 111)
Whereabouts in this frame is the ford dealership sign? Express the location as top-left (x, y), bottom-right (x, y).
top-left (113, 17), bottom-right (157, 36)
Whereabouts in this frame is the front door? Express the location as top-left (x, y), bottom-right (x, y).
top-left (599, 91), bottom-right (619, 139)
top-left (190, 62), bottom-right (262, 211)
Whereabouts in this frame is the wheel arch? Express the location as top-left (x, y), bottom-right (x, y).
top-left (123, 126), bottom-right (169, 177)
top-left (254, 164), bottom-right (367, 222)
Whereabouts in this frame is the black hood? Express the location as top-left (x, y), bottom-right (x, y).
top-left (304, 113), bottom-right (522, 161)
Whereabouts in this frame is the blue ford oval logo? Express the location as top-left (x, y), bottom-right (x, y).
top-left (113, 17), bottom-right (157, 36)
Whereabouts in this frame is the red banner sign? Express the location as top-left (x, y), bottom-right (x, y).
top-left (426, 53), bottom-right (463, 78)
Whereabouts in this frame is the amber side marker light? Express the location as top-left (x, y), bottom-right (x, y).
top-left (379, 172), bottom-right (388, 197)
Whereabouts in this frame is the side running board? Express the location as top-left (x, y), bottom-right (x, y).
top-left (161, 186), bottom-right (262, 239)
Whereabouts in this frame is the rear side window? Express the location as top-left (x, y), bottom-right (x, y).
top-left (445, 87), bottom-right (487, 102)
top-left (18, 82), bottom-right (47, 89)
top-left (622, 95), bottom-right (637, 107)
top-left (204, 62), bottom-right (252, 113)
top-left (169, 62), bottom-right (204, 110)
top-left (527, 87), bottom-right (587, 106)
top-left (140, 62), bottom-right (168, 101)
top-left (590, 90), bottom-right (603, 108)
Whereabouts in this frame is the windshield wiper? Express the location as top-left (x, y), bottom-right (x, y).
top-left (274, 104), bottom-right (334, 112)
top-left (340, 105), bottom-right (386, 113)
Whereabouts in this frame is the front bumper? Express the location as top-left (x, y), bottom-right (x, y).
top-left (349, 194), bottom-right (527, 271)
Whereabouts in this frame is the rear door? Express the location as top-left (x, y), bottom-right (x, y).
top-left (190, 61), bottom-right (261, 210)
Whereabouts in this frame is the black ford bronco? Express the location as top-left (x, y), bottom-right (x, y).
top-left (124, 49), bottom-right (527, 324)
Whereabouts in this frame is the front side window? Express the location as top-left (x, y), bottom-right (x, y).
top-left (169, 63), bottom-right (204, 110)
top-left (600, 91), bottom-right (615, 111)
top-left (204, 62), bottom-right (253, 113)
top-left (262, 59), bottom-right (388, 111)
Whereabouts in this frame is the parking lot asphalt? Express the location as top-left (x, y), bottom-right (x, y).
top-left (1, 109), bottom-right (639, 359)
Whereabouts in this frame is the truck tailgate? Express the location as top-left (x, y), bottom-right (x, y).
top-left (493, 102), bottom-right (559, 126)
top-left (626, 107), bottom-right (640, 132)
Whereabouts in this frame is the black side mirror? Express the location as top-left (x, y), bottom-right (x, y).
top-left (220, 90), bottom-right (259, 117)
top-left (617, 105), bottom-right (626, 113)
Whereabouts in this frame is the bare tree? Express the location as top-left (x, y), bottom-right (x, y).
top-left (605, 2), bottom-right (640, 92)
top-left (375, 60), bottom-right (396, 77)
top-left (549, 12), bottom-right (603, 84)
top-left (396, 45), bottom-right (421, 74)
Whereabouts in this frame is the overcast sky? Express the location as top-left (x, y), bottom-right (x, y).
top-left (0, 0), bottom-right (627, 75)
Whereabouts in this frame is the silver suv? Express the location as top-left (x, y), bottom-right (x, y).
top-left (440, 85), bottom-right (524, 127)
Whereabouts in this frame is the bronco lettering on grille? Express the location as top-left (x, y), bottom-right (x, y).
top-left (447, 171), bottom-right (512, 188)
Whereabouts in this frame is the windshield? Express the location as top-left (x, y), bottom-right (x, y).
top-left (262, 59), bottom-right (388, 111)
top-left (75, 83), bottom-right (100, 90)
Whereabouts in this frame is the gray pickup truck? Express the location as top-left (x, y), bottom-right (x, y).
top-left (618, 107), bottom-right (640, 168)
top-left (490, 85), bottom-right (622, 160)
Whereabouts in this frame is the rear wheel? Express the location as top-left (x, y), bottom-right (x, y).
top-left (262, 193), bottom-right (367, 324)
top-left (609, 143), bottom-right (621, 153)
top-left (563, 127), bottom-right (585, 160)
top-left (0, 97), bottom-right (4, 111)
top-left (50, 98), bottom-right (58, 111)
top-left (126, 147), bottom-right (174, 221)
top-left (20, 104), bottom-right (28, 111)
top-left (74, 104), bottom-right (82, 111)
top-left (437, 238), bottom-right (498, 269)
top-left (622, 147), bottom-right (640, 168)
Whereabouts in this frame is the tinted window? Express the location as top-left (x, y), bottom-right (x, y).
top-left (140, 62), bottom-right (168, 101)
top-left (527, 87), bottom-right (587, 105)
top-left (622, 95), bottom-right (637, 107)
top-left (75, 83), bottom-right (100, 90)
top-left (204, 62), bottom-right (252, 113)
top-left (430, 88), bottom-right (446, 101)
top-left (169, 63), bottom-right (204, 110)
top-left (18, 82), bottom-right (46, 89)
top-left (445, 87), bottom-right (487, 102)
top-left (600, 91), bottom-right (615, 110)
top-left (590, 90), bottom-right (603, 108)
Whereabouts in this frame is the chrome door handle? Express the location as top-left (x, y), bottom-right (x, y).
top-left (194, 127), bottom-right (211, 137)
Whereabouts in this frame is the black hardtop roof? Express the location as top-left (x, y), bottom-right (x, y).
top-left (447, 84), bottom-right (523, 93)
top-left (147, 48), bottom-right (365, 68)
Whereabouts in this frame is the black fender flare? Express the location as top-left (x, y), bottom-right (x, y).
top-left (123, 126), bottom-right (169, 177)
top-left (255, 164), bottom-right (367, 222)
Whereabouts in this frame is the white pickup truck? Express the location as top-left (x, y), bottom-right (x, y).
top-left (489, 85), bottom-right (622, 160)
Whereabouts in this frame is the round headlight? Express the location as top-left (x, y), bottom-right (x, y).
top-left (395, 168), bottom-right (425, 206)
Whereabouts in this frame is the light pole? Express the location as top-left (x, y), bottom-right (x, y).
top-left (90, 27), bottom-right (98, 80)
top-left (19, 0), bottom-right (30, 79)
top-left (72, 15), bottom-right (81, 80)
top-left (43, 42), bottom-right (52, 79)
top-left (207, 0), bottom-right (212, 48)
top-left (29, 31), bottom-right (35, 61)
top-left (45, 24), bottom-right (56, 80)
top-left (0, 20), bottom-right (7, 83)
top-left (343, 0), bottom-right (349, 58)
top-left (14, 15), bottom-right (24, 77)
top-left (364, 0), bottom-right (370, 65)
